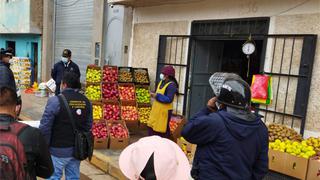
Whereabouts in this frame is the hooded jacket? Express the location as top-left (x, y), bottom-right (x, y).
top-left (181, 108), bottom-right (268, 180)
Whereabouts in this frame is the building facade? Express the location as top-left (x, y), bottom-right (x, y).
top-left (109, 0), bottom-right (320, 136)
top-left (0, 0), bottom-right (43, 83)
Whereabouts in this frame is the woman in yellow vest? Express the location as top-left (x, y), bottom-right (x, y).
top-left (148, 66), bottom-right (179, 138)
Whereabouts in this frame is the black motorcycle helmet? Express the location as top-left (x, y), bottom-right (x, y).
top-left (209, 73), bottom-right (251, 110)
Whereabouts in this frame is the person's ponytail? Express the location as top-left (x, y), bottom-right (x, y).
top-left (168, 76), bottom-right (179, 95)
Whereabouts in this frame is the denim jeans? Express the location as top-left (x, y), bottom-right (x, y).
top-left (47, 155), bottom-right (81, 180)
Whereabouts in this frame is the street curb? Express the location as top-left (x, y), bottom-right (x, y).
top-left (89, 151), bottom-right (127, 180)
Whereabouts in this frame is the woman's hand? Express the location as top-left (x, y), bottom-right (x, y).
top-left (150, 92), bottom-right (156, 98)
top-left (207, 97), bottom-right (218, 112)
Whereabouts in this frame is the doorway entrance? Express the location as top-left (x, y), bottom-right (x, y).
top-left (6, 41), bottom-right (16, 56)
top-left (189, 38), bottom-right (264, 116)
top-left (31, 42), bottom-right (38, 83)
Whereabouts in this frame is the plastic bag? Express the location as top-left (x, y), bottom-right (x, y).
top-left (251, 75), bottom-right (272, 105)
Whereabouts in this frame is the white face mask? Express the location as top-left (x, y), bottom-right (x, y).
top-left (61, 57), bottom-right (68, 63)
top-left (160, 73), bottom-right (165, 80)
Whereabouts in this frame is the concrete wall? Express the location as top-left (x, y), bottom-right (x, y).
top-left (0, 0), bottom-right (42, 33)
top-left (129, 0), bottom-right (320, 133)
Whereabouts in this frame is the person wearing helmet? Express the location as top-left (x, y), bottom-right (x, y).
top-left (51, 49), bottom-right (81, 95)
top-left (181, 73), bottom-right (268, 180)
top-left (148, 66), bottom-right (179, 138)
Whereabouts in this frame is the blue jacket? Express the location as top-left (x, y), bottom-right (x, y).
top-left (0, 61), bottom-right (16, 90)
top-left (182, 108), bottom-right (268, 180)
top-left (51, 60), bottom-right (80, 85)
top-left (39, 89), bottom-right (92, 157)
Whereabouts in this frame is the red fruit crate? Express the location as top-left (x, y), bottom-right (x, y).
top-left (102, 100), bottom-right (121, 121)
top-left (93, 120), bottom-right (109, 149)
top-left (118, 67), bottom-right (134, 83)
top-left (169, 114), bottom-right (186, 142)
top-left (102, 82), bottom-right (119, 101)
top-left (103, 65), bottom-right (118, 83)
top-left (121, 100), bottom-right (139, 132)
top-left (133, 68), bottom-right (150, 85)
top-left (118, 83), bottom-right (136, 101)
top-left (108, 121), bottom-right (130, 150)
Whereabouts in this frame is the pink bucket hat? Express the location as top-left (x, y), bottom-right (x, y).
top-left (119, 136), bottom-right (191, 180)
top-left (161, 66), bottom-right (175, 77)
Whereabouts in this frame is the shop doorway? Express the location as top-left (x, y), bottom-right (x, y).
top-left (6, 41), bottom-right (16, 56)
top-left (189, 38), bottom-right (264, 117)
top-left (31, 42), bottom-right (38, 83)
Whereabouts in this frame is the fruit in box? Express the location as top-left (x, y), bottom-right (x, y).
top-left (268, 124), bottom-right (302, 142)
top-left (169, 115), bottom-right (183, 133)
top-left (269, 139), bottom-right (317, 159)
top-left (306, 137), bottom-right (320, 153)
top-left (103, 104), bottom-right (120, 120)
top-left (134, 71), bottom-right (149, 84)
top-left (138, 107), bottom-right (151, 124)
top-left (103, 67), bottom-right (118, 82)
top-left (109, 123), bottom-right (128, 139)
top-left (119, 86), bottom-right (135, 100)
top-left (119, 70), bottom-right (133, 82)
top-left (102, 83), bottom-right (119, 100)
top-left (85, 85), bottom-right (101, 101)
top-left (92, 122), bottom-right (108, 139)
top-left (121, 106), bottom-right (138, 121)
top-left (86, 68), bottom-right (101, 83)
top-left (93, 105), bottom-right (103, 119)
top-left (136, 88), bottom-right (151, 104)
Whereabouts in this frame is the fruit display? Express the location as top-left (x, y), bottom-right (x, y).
top-left (93, 104), bottom-right (103, 120)
top-left (169, 115), bottom-right (184, 133)
top-left (134, 69), bottom-right (149, 84)
top-left (269, 139), bottom-right (317, 159)
top-left (102, 83), bottom-right (119, 100)
top-left (136, 87), bottom-right (151, 104)
top-left (92, 122), bottom-right (108, 139)
top-left (85, 85), bottom-right (101, 101)
top-left (103, 66), bottom-right (118, 82)
top-left (109, 123), bottom-right (129, 139)
top-left (119, 85), bottom-right (135, 101)
top-left (86, 68), bottom-right (101, 83)
top-left (138, 107), bottom-right (151, 124)
top-left (178, 137), bottom-right (196, 162)
top-left (121, 105), bottom-right (139, 121)
top-left (119, 69), bottom-right (133, 82)
top-left (103, 104), bottom-right (120, 121)
top-left (268, 124), bottom-right (302, 142)
top-left (306, 137), bottom-right (320, 153)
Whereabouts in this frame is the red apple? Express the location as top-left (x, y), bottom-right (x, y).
top-left (92, 122), bottom-right (108, 139)
top-left (102, 83), bottom-right (119, 100)
top-left (103, 104), bottom-right (120, 120)
top-left (109, 123), bottom-right (128, 138)
top-left (119, 86), bottom-right (135, 100)
top-left (103, 67), bottom-right (118, 82)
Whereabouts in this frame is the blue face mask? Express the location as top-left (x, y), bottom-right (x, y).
top-left (61, 57), bottom-right (68, 63)
top-left (160, 73), bottom-right (165, 80)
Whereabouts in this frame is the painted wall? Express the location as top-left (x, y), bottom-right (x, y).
top-left (0, 34), bottom-right (42, 83)
top-left (0, 0), bottom-right (42, 33)
top-left (128, 0), bottom-right (320, 134)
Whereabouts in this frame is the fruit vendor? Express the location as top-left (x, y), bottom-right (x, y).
top-left (51, 49), bottom-right (81, 95)
top-left (148, 65), bottom-right (179, 138)
top-left (181, 73), bottom-right (268, 180)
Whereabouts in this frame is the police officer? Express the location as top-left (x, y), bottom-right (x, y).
top-left (40, 72), bottom-right (92, 179)
top-left (51, 49), bottom-right (81, 95)
top-left (182, 73), bottom-right (268, 180)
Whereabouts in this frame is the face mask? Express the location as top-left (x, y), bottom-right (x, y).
top-left (160, 73), bottom-right (165, 80)
top-left (61, 57), bottom-right (68, 63)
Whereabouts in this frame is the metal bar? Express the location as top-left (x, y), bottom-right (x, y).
top-left (256, 108), bottom-right (303, 119)
top-left (273, 38), bottom-right (286, 122)
top-left (263, 72), bottom-right (307, 78)
top-left (158, 63), bottom-right (188, 67)
top-left (174, 37), bottom-right (178, 64)
top-left (184, 38), bottom-right (193, 116)
top-left (178, 38), bottom-right (183, 92)
top-left (160, 34), bottom-right (315, 38)
top-left (168, 37), bottom-right (173, 64)
top-left (267, 38), bottom-right (277, 122)
top-left (282, 38), bottom-right (295, 125)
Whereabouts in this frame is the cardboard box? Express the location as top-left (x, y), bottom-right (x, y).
top-left (284, 153), bottom-right (309, 180)
top-left (268, 149), bottom-right (286, 174)
top-left (94, 138), bottom-right (109, 149)
top-left (306, 158), bottom-right (320, 180)
top-left (109, 136), bottom-right (129, 150)
top-left (177, 138), bottom-right (197, 163)
top-left (170, 115), bottom-right (186, 142)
